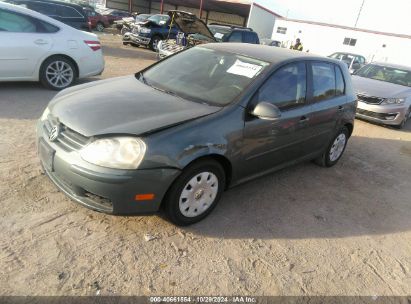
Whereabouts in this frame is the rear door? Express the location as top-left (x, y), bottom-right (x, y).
top-left (304, 61), bottom-right (347, 155)
top-left (0, 8), bottom-right (54, 79)
top-left (240, 61), bottom-right (313, 178)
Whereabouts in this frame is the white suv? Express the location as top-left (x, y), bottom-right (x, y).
top-left (0, 2), bottom-right (104, 90)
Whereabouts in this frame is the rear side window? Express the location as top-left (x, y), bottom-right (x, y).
top-left (311, 62), bottom-right (336, 102)
top-left (335, 65), bottom-right (345, 96)
top-left (0, 9), bottom-right (36, 32)
top-left (257, 62), bottom-right (307, 110)
top-left (228, 31), bottom-right (242, 42)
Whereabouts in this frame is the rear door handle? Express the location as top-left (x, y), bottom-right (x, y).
top-left (34, 39), bottom-right (49, 45)
top-left (299, 116), bottom-right (310, 123)
top-left (338, 105), bottom-right (344, 111)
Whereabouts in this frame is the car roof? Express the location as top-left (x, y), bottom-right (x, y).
top-left (7, 0), bottom-right (85, 9)
top-left (201, 43), bottom-right (334, 65)
top-left (0, 1), bottom-right (81, 28)
top-left (332, 52), bottom-right (364, 57)
top-left (369, 62), bottom-right (411, 71)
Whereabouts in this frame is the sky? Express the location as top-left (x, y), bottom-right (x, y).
top-left (254, 0), bottom-right (411, 36)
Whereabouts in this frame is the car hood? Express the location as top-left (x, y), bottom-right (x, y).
top-left (168, 10), bottom-right (215, 41)
top-left (351, 75), bottom-right (411, 98)
top-left (48, 76), bottom-right (220, 137)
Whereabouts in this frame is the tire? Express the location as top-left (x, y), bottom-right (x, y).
top-left (314, 126), bottom-right (349, 167)
top-left (96, 22), bottom-right (105, 32)
top-left (164, 159), bottom-right (225, 226)
top-left (149, 35), bottom-right (162, 51)
top-left (393, 107), bottom-right (411, 129)
top-left (40, 56), bottom-right (76, 90)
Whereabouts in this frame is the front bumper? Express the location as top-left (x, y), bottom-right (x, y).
top-left (355, 101), bottom-right (408, 126)
top-left (36, 121), bottom-right (180, 215)
top-left (123, 33), bottom-right (151, 45)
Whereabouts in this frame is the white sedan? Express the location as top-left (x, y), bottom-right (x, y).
top-left (0, 2), bottom-right (104, 90)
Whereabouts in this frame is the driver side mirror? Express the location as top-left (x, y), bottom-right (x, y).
top-left (251, 102), bottom-right (281, 120)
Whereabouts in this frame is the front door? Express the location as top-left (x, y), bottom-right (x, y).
top-left (239, 61), bottom-right (313, 178)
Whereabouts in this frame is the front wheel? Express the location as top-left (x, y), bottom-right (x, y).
top-left (40, 56), bottom-right (76, 90)
top-left (149, 35), bottom-right (162, 51)
top-left (96, 22), bottom-right (105, 32)
top-left (394, 107), bottom-right (411, 129)
top-left (164, 160), bottom-right (225, 226)
top-left (314, 127), bottom-right (349, 167)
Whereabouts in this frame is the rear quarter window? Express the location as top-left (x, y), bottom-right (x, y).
top-left (335, 65), bottom-right (345, 96)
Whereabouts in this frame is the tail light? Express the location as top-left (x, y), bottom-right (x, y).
top-left (84, 40), bottom-right (101, 51)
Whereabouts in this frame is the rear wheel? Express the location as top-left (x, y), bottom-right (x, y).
top-left (164, 160), bottom-right (225, 226)
top-left (40, 56), bottom-right (76, 90)
top-left (314, 127), bottom-right (349, 167)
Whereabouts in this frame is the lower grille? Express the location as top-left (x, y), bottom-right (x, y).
top-left (84, 191), bottom-right (113, 210)
top-left (357, 109), bottom-right (398, 120)
top-left (357, 94), bottom-right (384, 105)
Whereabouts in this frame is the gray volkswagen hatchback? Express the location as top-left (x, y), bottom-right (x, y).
top-left (37, 43), bottom-right (356, 225)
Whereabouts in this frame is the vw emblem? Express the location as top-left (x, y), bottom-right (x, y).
top-left (49, 125), bottom-right (60, 142)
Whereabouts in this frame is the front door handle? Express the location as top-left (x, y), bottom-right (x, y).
top-left (299, 116), bottom-right (310, 123)
top-left (338, 105), bottom-right (344, 112)
top-left (34, 39), bottom-right (49, 45)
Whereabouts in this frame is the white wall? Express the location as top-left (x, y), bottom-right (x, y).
top-left (271, 19), bottom-right (411, 67)
top-left (247, 3), bottom-right (276, 39)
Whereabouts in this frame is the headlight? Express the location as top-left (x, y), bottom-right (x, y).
top-left (41, 107), bottom-right (50, 121)
top-left (140, 27), bottom-right (151, 34)
top-left (382, 98), bottom-right (406, 105)
top-left (80, 137), bottom-right (146, 169)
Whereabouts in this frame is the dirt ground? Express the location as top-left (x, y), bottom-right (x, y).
top-left (1, 34), bottom-right (411, 296)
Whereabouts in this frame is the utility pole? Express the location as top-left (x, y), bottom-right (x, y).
top-left (354, 0), bottom-right (365, 28)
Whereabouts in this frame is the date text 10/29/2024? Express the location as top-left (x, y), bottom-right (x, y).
top-left (149, 296), bottom-right (257, 303)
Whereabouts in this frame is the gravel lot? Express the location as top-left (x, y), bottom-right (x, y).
top-left (1, 34), bottom-right (411, 296)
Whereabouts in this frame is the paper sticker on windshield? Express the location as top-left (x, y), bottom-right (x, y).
top-left (214, 33), bottom-right (224, 39)
top-left (227, 59), bottom-right (263, 78)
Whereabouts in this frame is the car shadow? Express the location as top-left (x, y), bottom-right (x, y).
top-left (181, 135), bottom-right (411, 239)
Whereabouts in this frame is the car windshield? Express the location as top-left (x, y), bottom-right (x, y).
top-left (135, 14), bottom-right (150, 22)
top-left (147, 14), bottom-right (169, 25)
top-left (355, 64), bottom-right (411, 87)
top-left (139, 47), bottom-right (269, 106)
top-left (208, 25), bottom-right (231, 42)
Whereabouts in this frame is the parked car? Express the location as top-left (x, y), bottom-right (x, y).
top-left (208, 24), bottom-right (260, 44)
top-left (83, 7), bottom-right (110, 32)
top-left (352, 62), bottom-right (411, 129)
top-left (123, 14), bottom-right (179, 50)
top-left (100, 8), bottom-right (132, 24)
top-left (0, 2), bottom-right (104, 90)
top-left (37, 43), bottom-right (356, 225)
top-left (6, 0), bottom-right (91, 31)
top-left (115, 13), bottom-right (151, 35)
top-left (328, 52), bottom-right (366, 73)
top-left (157, 10), bottom-right (216, 59)
top-left (260, 38), bottom-right (281, 47)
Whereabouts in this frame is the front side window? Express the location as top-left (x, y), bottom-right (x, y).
top-left (312, 62), bottom-right (336, 101)
top-left (57, 6), bottom-right (83, 18)
top-left (257, 62), bottom-right (307, 110)
top-left (141, 47), bottom-right (269, 106)
top-left (0, 9), bottom-right (36, 32)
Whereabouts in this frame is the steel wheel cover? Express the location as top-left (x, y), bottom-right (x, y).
top-left (329, 133), bottom-right (347, 162)
top-left (179, 172), bottom-right (219, 218)
top-left (46, 61), bottom-right (73, 89)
